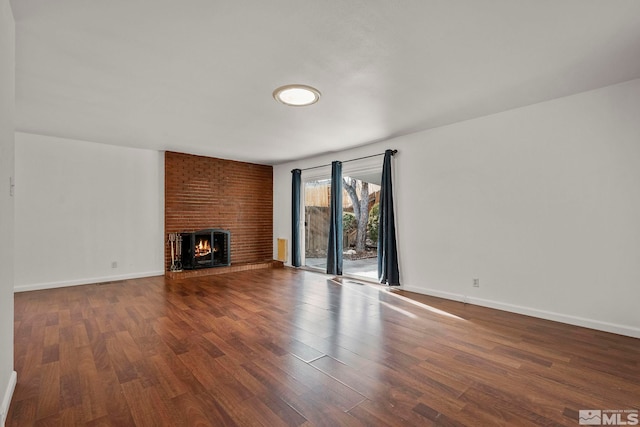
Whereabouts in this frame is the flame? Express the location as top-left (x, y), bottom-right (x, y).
top-left (195, 239), bottom-right (212, 257)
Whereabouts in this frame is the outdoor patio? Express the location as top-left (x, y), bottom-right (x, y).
top-left (305, 256), bottom-right (378, 280)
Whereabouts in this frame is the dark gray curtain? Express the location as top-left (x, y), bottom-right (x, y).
top-left (291, 169), bottom-right (302, 267)
top-left (326, 161), bottom-right (343, 275)
top-left (378, 150), bottom-right (400, 285)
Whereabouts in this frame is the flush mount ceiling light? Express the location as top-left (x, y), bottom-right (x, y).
top-left (273, 84), bottom-right (321, 107)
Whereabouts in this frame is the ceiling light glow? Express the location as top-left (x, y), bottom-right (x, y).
top-left (273, 84), bottom-right (321, 106)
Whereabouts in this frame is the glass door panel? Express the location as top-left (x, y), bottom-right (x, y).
top-left (342, 176), bottom-right (380, 280)
top-left (304, 179), bottom-right (331, 271)
top-left (303, 168), bottom-right (381, 280)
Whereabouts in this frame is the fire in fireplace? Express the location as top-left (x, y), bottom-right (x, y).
top-left (180, 229), bottom-right (230, 269)
top-left (195, 238), bottom-right (212, 258)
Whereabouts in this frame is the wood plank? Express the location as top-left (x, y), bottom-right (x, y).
top-left (7, 268), bottom-right (640, 426)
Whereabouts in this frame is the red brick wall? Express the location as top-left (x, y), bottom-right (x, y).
top-left (165, 151), bottom-right (273, 270)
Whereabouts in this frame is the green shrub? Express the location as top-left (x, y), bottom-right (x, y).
top-left (343, 211), bottom-right (357, 232)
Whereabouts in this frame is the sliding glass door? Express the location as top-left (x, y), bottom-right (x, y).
top-left (342, 174), bottom-right (380, 279)
top-left (304, 178), bottom-right (331, 271)
top-left (303, 163), bottom-right (381, 280)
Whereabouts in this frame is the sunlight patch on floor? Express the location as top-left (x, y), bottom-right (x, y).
top-left (378, 300), bottom-right (417, 319)
top-left (386, 291), bottom-right (466, 321)
top-left (325, 275), bottom-right (465, 321)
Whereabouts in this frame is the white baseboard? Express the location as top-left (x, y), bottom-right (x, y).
top-left (1, 371), bottom-right (17, 426)
top-left (13, 270), bottom-right (164, 293)
top-left (400, 285), bottom-right (640, 339)
top-left (401, 286), bottom-right (467, 303)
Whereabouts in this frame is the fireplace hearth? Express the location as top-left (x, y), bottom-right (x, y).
top-left (180, 229), bottom-right (230, 269)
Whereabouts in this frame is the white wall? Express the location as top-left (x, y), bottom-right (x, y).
top-left (274, 79), bottom-right (640, 338)
top-left (14, 133), bottom-right (164, 291)
top-left (0, 0), bottom-right (16, 422)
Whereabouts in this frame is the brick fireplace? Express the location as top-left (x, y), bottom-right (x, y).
top-left (164, 151), bottom-right (275, 277)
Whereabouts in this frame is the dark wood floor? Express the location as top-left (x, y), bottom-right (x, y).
top-left (7, 268), bottom-right (640, 426)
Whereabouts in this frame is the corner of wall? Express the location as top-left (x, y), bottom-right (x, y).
top-left (0, 371), bottom-right (16, 425)
top-left (0, 0), bottom-right (15, 422)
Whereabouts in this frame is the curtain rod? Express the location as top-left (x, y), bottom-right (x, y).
top-left (293, 149), bottom-right (397, 173)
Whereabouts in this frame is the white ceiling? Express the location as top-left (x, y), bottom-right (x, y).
top-left (10, 1), bottom-right (640, 165)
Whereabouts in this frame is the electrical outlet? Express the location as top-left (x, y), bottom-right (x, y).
top-left (111, 261), bottom-right (118, 268)
top-left (473, 278), bottom-right (479, 287)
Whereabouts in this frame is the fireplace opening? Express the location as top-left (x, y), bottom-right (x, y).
top-left (180, 229), bottom-right (230, 269)
top-left (194, 236), bottom-right (212, 265)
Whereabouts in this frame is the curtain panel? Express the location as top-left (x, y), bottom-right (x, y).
top-left (291, 169), bottom-right (302, 267)
top-left (378, 150), bottom-right (400, 285)
top-left (326, 161), bottom-right (343, 275)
